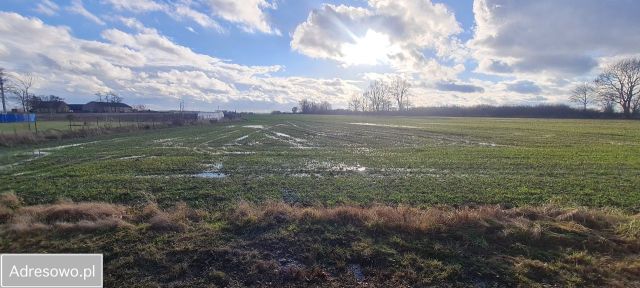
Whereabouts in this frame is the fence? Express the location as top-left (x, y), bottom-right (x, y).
top-left (0, 113), bottom-right (36, 123)
top-left (0, 112), bottom-right (200, 135)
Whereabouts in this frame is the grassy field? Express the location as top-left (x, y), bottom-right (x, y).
top-left (0, 120), bottom-right (159, 134)
top-left (1, 115), bottom-right (639, 209)
top-left (0, 115), bottom-right (639, 286)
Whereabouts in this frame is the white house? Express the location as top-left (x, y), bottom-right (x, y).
top-left (197, 111), bottom-right (224, 121)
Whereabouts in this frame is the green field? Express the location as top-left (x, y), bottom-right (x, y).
top-left (0, 120), bottom-right (157, 134)
top-left (1, 115), bottom-right (639, 286)
top-left (1, 115), bottom-right (639, 209)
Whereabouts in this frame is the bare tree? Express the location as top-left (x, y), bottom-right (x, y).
top-left (364, 80), bottom-right (392, 112)
top-left (598, 91), bottom-right (617, 114)
top-left (390, 77), bottom-right (411, 112)
top-left (0, 68), bottom-right (11, 113)
top-left (348, 94), bottom-right (362, 112)
top-left (10, 73), bottom-right (36, 112)
top-left (95, 91), bottom-right (104, 102)
top-left (594, 58), bottom-right (640, 118)
top-left (569, 83), bottom-right (595, 111)
top-left (297, 99), bottom-right (332, 114)
top-left (133, 104), bottom-right (148, 111)
top-left (106, 91), bottom-right (123, 104)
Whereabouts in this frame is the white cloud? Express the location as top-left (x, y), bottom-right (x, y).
top-left (67, 0), bottom-right (106, 26)
top-left (290, 0), bottom-right (469, 99)
top-left (291, 0), bottom-right (465, 72)
top-left (470, 0), bottom-right (640, 76)
top-left (35, 0), bottom-right (59, 16)
top-left (173, 4), bottom-right (223, 32)
top-left (0, 12), bottom-right (358, 109)
top-left (100, 0), bottom-right (164, 13)
top-left (202, 0), bottom-right (280, 34)
top-left (101, 0), bottom-right (277, 34)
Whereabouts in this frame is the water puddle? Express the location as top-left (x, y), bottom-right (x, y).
top-left (235, 135), bottom-right (249, 141)
top-left (223, 151), bottom-right (256, 155)
top-left (243, 125), bottom-right (264, 129)
top-left (119, 155), bottom-right (144, 160)
top-left (305, 161), bottom-right (367, 172)
top-left (349, 122), bottom-right (419, 129)
top-left (193, 172), bottom-right (227, 178)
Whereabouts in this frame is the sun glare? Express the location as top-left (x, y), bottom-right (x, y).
top-left (341, 30), bottom-right (397, 66)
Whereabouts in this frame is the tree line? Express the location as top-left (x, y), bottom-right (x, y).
top-left (349, 77), bottom-right (411, 112)
top-left (294, 77), bottom-right (410, 115)
top-left (570, 57), bottom-right (640, 118)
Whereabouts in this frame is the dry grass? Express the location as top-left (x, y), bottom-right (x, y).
top-left (0, 192), bottom-right (21, 223)
top-left (142, 201), bottom-right (205, 232)
top-left (229, 201), bottom-right (637, 241)
top-left (0, 193), bottom-right (207, 233)
top-left (9, 201), bottom-right (131, 233)
top-left (2, 198), bottom-right (637, 244)
top-left (0, 192), bottom-right (22, 208)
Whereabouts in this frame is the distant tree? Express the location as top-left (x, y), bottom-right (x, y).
top-left (348, 94), bottom-right (362, 112)
top-left (598, 92), bottom-right (617, 114)
top-left (594, 58), bottom-right (640, 118)
top-left (10, 73), bottom-right (36, 112)
top-left (390, 77), bottom-right (411, 111)
top-left (298, 98), bottom-right (332, 114)
top-left (95, 91), bottom-right (104, 102)
top-left (364, 80), bottom-right (392, 112)
top-left (569, 83), bottom-right (595, 111)
top-left (133, 104), bottom-right (147, 111)
top-left (291, 106), bottom-right (298, 114)
top-left (0, 68), bottom-right (11, 113)
top-left (106, 91), bottom-right (123, 104)
top-left (299, 99), bottom-right (309, 114)
top-left (43, 95), bottom-right (64, 102)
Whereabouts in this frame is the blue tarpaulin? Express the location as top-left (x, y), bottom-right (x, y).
top-left (0, 113), bottom-right (36, 123)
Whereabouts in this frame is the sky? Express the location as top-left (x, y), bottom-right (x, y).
top-left (0, 0), bottom-right (638, 112)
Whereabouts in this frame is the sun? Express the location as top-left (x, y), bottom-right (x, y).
top-left (341, 29), bottom-right (398, 66)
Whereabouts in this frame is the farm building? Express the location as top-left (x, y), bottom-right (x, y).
top-left (83, 101), bottom-right (133, 113)
top-left (68, 104), bottom-right (84, 112)
top-left (32, 101), bottom-right (70, 113)
top-left (197, 111), bottom-right (224, 121)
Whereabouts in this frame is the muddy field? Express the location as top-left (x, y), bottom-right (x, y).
top-left (1, 114), bottom-right (639, 209)
top-left (1, 115), bottom-right (640, 286)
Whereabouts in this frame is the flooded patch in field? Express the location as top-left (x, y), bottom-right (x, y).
top-left (193, 172), bottom-right (227, 178)
top-left (349, 122), bottom-right (419, 129)
top-left (203, 162), bottom-right (223, 170)
top-left (224, 151), bottom-right (256, 155)
top-left (235, 135), bottom-right (249, 141)
top-left (153, 138), bottom-right (183, 146)
top-left (274, 132), bottom-right (307, 142)
top-left (305, 161), bottom-right (367, 172)
top-left (226, 135), bottom-right (249, 146)
top-left (119, 155), bottom-right (144, 160)
top-left (266, 131), bottom-right (315, 148)
top-left (243, 125), bottom-right (264, 129)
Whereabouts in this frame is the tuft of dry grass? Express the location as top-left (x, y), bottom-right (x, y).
top-left (143, 201), bottom-right (205, 232)
top-left (9, 201), bottom-right (131, 233)
top-left (0, 192), bottom-right (21, 209)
